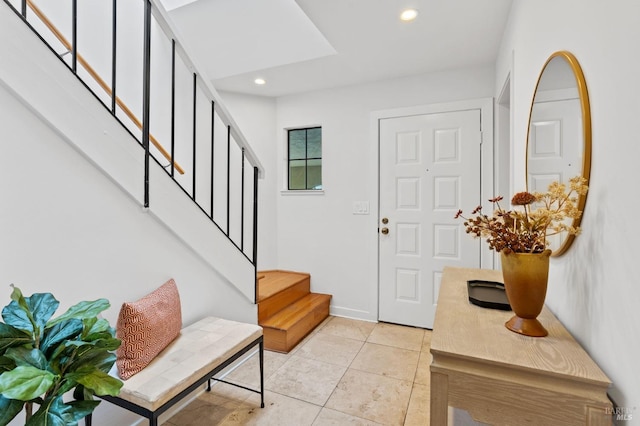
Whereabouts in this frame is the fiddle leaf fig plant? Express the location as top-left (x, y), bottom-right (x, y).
top-left (0, 285), bottom-right (122, 426)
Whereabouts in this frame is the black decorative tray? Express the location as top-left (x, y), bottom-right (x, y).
top-left (467, 280), bottom-right (511, 311)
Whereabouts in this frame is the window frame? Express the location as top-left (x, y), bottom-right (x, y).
top-left (286, 126), bottom-right (322, 191)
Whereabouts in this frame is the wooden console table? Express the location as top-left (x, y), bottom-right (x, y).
top-left (430, 267), bottom-right (612, 425)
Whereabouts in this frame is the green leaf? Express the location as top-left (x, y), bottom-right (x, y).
top-left (0, 395), bottom-right (24, 425)
top-left (82, 318), bottom-right (112, 341)
top-left (48, 341), bottom-right (74, 366)
top-left (48, 334), bottom-right (119, 369)
top-left (68, 348), bottom-right (116, 374)
top-left (30, 397), bottom-right (100, 425)
top-left (54, 377), bottom-right (78, 398)
top-left (25, 397), bottom-right (100, 426)
top-left (0, 365), bottom-right (55, 401)
top-left (3, 288), bottom-right (59, 338)
top-left (65, 399), bottom-right (100, 422)
top-left (1, 301), bottom-right (34, 334)
top-left (4, 347), bottom-right (47, 370)
top-left (0, 322), bottom-right (33, 353)
top-left (27, 396), bottom-right (73, 426)
top-left (26, 293), bottom-right (59, 331)
top-left (48, 342), bottom-right (115, 384)
top-left (0, 356), bottom-right (16, 373)
top-left (40, 319), bottom-right (83, 356)
top-left (90, 335), bottom-right (121, 352)
top-left (47, 299), bottom-right (110, 329)
top-left (67, 368), bottom-right (122, 396)
top-left (9, 286), bottom-right (29, 313)
top-left (80, 317), bottom-right (97, 338)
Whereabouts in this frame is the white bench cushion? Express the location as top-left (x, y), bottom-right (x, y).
top-left (115, 316), bottom-right (262, 411)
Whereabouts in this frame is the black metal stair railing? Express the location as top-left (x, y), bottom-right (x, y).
top-left (4, 0), bottom-right (262, 300)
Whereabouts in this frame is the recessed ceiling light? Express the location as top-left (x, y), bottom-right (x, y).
top-left (400, 9), bottom-right (418, 22)
top-left (254, 78), bottom-right (266, 85)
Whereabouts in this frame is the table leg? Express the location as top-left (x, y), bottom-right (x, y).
top-left (431, 371), bottom-right (449, 425)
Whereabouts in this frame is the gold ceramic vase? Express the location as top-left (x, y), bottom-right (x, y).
top-left (500, 249), bottom-right (552, 337)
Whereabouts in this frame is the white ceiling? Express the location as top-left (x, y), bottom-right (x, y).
top-left (163, 0), bottom-right (513, 98)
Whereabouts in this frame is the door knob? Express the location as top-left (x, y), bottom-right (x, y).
top-left (381, 217), bottom-right (389, 224)
top-left (381, 227), bottom-right (389, 235)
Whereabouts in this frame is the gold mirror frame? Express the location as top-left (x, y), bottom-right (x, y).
top-left (525, 51), bottom-right (592, 257)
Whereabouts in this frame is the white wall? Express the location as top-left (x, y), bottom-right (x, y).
top-left (225, 67), bottom-right (493, 321)
top-left (218, 92), bottom-right (279, 269)
top-left (0, 82), bottom-right (258, 425)
top-left (496, 0), bottom-right (640, 419)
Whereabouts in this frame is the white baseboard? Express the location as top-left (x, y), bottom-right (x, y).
top-left (329, 305), bottom-right (377, 323)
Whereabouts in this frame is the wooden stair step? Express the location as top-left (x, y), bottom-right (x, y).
top-left (257, 270), bottom-right (311, 323)
top-left (257, 270), bottom-right (310, 302)
top-left (260, 293), bottom-right (331, 353)
top-left (261, 292), bottom-right (330, 330)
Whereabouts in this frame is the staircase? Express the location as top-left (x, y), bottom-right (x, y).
top-left (257, 270), bottom-right (331, 353)
top-left (1, 0), bottom-right (264, 303)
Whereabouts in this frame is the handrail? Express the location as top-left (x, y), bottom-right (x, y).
top-left (26, 0), bottom-right (185, 175)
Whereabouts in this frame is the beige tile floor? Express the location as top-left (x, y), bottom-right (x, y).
top-left (166, 316), bottom-right (432, 426)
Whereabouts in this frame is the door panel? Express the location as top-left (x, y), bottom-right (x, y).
top-left (379, 110), bottom-right (482, 328)
top-left (528, 98), bottom-right (581, 249)
top-left (528, 99), bottom-right (581, 189)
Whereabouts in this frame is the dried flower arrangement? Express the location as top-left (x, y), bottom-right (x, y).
top-left (455, 176), bottom-right (589, 254)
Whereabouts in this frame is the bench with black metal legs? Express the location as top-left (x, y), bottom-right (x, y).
top-left (86, 317), bottom-right (264, 426)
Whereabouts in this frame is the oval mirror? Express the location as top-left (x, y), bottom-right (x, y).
top-left (526, 51), bottom-right (591, 256)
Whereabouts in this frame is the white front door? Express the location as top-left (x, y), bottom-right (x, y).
top-left (378, 110), bottom-right (482, 328)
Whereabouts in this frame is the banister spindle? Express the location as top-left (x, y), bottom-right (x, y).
top-left (241, 147), bottom-right (245, 251)
top-left (71, 0), bottom-right (77, 73)
top-left (226, 125), bottom-right (231, 236)
top-left (142, 0), bottom-right (151, 208)
top-left (170, 40), bottom-right (176, 178)
top-left (192, 73), bottom-right (197, 200)
top-left (253, 166), bottom-right (259, 265)
top-left (111, 0), bottom-right (117, 113)
top-left (253, 166), bottom-right (259, 301)
top-left (210, 101), bottom-right (215, 219)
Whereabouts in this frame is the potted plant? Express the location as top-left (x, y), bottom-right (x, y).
top-left (0, 285), bottom-right (122, 425)
top-left (455, 176), bottom-right (588, 336)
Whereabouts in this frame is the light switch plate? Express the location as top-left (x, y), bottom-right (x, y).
top-left (353, 201), bottom-right (370, 215)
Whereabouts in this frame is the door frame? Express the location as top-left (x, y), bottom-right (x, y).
top-left (368, 98), bottom-right (495, 323)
